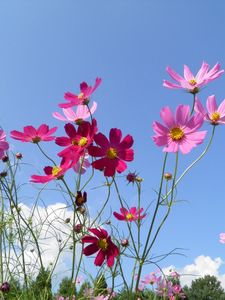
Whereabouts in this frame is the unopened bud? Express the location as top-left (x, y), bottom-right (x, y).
top-left (121, 239), bottom-right (129, 247)
top-left (106, 220), bottom-right (111, 225)
top-left (75, 191), bottom-right (87, 206)
top-left (76, 207), bottom-right (86, 214)
top-left (164, 172), bottom-right (172, 180)
top-left (16, 152), bottom-right (23, 159)
top-left (1, 155), bottom-right (8, 162)
top-left (74, 224), bottom-right (83, 233)
top-left (0, 282), bottom-right (10, 293)
top-left (0, 171), bottom-right (7, 178)
top-left (64, 217), bottom-right (71, 224)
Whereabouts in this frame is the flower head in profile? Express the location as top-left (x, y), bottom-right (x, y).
top-left (195, 95), bottom-right (225, 125)
top-left (10, 124), bottom-right (57, 143)
top-left (153, 104), bottom-right (207, 154)
top-left (219, 233), bottom-right (225, 243)
top-left (30, 160), bottom-right (71, 183)
top-left (59, 78), bottom-right (102, 108)
top-left (141, 272), bottom-right (158, 285)
top-left (163, 62), bottom-right (224, 94)
top-left (82, 228), bottom-right (119, 267)
top-left (0, 130), bottom-right (9, 159)
top-left (88, 128), bottom-right (134, 177)
top-left (53, 102), bottom-right (97, 124)
top-left (113, 207), bottom-right (146, 222)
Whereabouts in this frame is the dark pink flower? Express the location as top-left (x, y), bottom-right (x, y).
top-left (0, 130), bottom-right (9, 159)
top-left (82, 228), bottom-right (119, 267)
top-left (10, 124), bottom-right (57, 143)
top-left (30, 160), bottom-right (71, 183)
top-left (163, 62), bottom-right (224, 93)
top-left (153, 104), bottom-right (207, 154)
top-left (59, 78), bottom-right (102, 108)
top-left (113, 207), bottom-right (146, 222)
top-left (55, 120), bottom-right (97, 166)
top-left (88, 128), bottom-right (134, 177)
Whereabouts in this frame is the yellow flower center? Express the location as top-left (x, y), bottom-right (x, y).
top-left (52, 166), bottom-right (62, 177)
top-left (106, 147), bottom-right (117, 159)
top-left (126, 213), bottom-right (134, 220)
top-left (32, 136), bottom-right (41, 143)
top-left (189, 78), bottom-right (197, 86)
top-left (72, 137), bottom-right (88, 147)
top-left (210, 111), bottom-right (220, 123)
top-left (98, 238), bottom-right (108, 251)
top-left (78, 92), bottom-right (84, 99)
top-left (170, 127), bottom-right (184, 141)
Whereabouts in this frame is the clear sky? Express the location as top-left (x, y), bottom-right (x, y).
top-left (1, 0), bottom-right (225, 289)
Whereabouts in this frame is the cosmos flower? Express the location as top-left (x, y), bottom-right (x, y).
top-left (113, 207), bottom-right (146, 222)
top-left (163, 62), bottom-right (224, 93)
top-left (219, 233), bottom-right (225, 243)
top-left (53, 102), bottom-right (97, 124)
top-left (88, 128), bottom-right (134, 177)
top-left (30, 160), bottom-right (71, 183)
top-left (82, 228), bottom-right (119, 267)
top-left (152, 104), bottom-right (207, 154)
top-left (10, 124), bottom-right (57, 143)
top-left (55, 120), bottom-right (97, 166)
top-left (195, 95), bottom-right (225, 125)
top-left (141, 272), bottom-right (158, 285)
top-left (59, 78), bottom-right (102, 108)
top-left (0, 130), bottom-right (9, 159)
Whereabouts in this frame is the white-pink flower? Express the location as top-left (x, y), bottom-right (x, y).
top-left (195, 95), bottom-right (225, 125)
top-left (153, 104), bottom-right (207, 154)
top-left (0, 130), bottom-right (9, 159)
top-left (163, 62), bottom-right (224, 93)
top-left (53, 102), bottom-right (97, 124)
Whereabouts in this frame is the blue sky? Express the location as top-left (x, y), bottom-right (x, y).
top-left (1, 0), bottom-right (225, 289)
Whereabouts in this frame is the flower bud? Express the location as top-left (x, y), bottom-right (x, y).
top-left (16, 152), bottom-right (23, 159)
top-left (121, 239), bottom-right (129, 247)
top-left (164, 172), bottom-right (172, 180)
top-left (74, 224), bottom-right (83, 233)
top-left (1, 282), bottom-right (10, 293)
top-left (75, 191), bottom-right (87, 206)
top-left (76, 207), bottom-right (86, 214)
top-left (0, 171), bottom-right (7, 178)
top-left (1, 155), bottom-right (8, 162)
top-left (64, 217), bottom-right (71, 224)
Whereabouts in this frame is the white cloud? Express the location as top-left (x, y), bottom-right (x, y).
top-left (163, 255), bottom-right (225, 288)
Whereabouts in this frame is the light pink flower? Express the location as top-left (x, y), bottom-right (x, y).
top-left (53, 102), bottom-right (97, 124)
top-left (141, 272), bottom-right (158, 285)
top-left (195, 95), bottom-right (225, 125)
top-left (163, 62), bottom-right (224, 93)
top-left (0, 130), bottom-right (9, 159)
top-left (153, 104), bottom-right (207, 154)
top-left (73, 152), bottom-right (91, 174)
top-left (59, 78), bottom-right (101, 108)
top-left (219, 233), bottom-right (225, 243)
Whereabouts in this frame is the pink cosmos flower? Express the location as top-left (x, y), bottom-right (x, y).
top-left (82, 228), bottom-right (119, 267)
top-left (153, 104), bottom-right (207, 154)
top-left (163, 62), bottom-right (224, 93)
top-left (10, 124), bottom-right (57, 143)
top-left (141, 272), bottom-right (158, 285)
top-left (53, 102), bottom-right (97, 124)
top-left (113, 207), bottom-right (146, 222)
top-left (0, 130), bottom-right (9, 159)
top-left (88, 128), bottom-right (134, 177)
top-left (59, 78), bottom-right (102, 108)
top-left (73, 152), bottom-right (91, 174)
top-left (56, 120), bottom-right (97, 166)
top-left (219, 233), bottom-right (225, 243)
top-left (195, 95), bottom-right (225, 125)
top-left (30, 160), bottom-right (71, 183)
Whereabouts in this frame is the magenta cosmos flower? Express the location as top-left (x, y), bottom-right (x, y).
top-left (163, 62), bottom-right (224, 93)
top-left (0, 130), bottom-right (9, 159)
top-left (59, 78), bottom-right (102, 108)
top-left (53, 102), bottom-right (97, 124)
top-left (195, 95), bottom-right (225, 125)
top-left (30, 160), bottom-right (71, 183)
top-left (56, 120), bottom-right (97, 166)
top-left (153, 105), bottom-right (207, 154)
top-left (113, 207), bottom-right (146, 222)
top-left (10, 124), bottom-right (57, 143)
top-left (88, 128), bottom-right (134, 177)
top-left (82, 228), bottom-right (119, 267)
